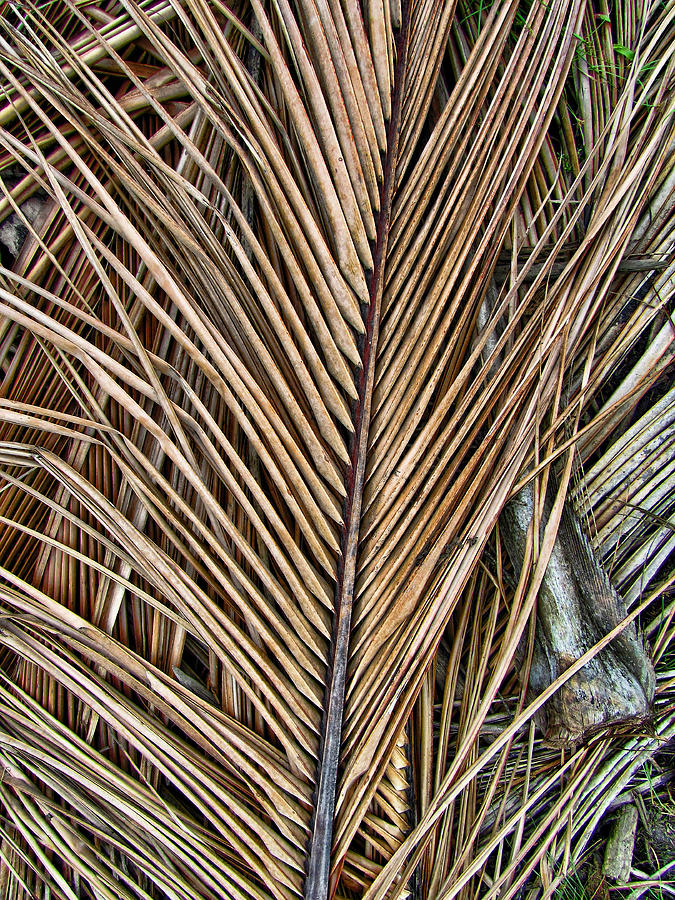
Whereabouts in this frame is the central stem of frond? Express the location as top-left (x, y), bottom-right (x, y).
top-left (304, 4), bottom-right (411, 898)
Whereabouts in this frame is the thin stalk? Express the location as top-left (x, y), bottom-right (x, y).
top-left (304, 5), bottom-right (410, 898)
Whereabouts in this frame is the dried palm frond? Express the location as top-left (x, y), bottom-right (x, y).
top-left (0, 0), bottom-right (673, 898)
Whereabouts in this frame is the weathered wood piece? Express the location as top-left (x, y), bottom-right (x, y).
top-left (501, 483), bottom-right (655, 747)
top-left (603, 804), bottom-right (639, 883)
top-left (494, 246), bottom-right (671, 282)
top-left (0, 193), bottom-right (43, 262)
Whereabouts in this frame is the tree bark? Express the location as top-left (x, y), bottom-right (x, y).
top-left (501, 483), bottom-right (655, 747)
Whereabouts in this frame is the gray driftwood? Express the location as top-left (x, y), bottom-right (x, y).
top-left (501, 483), bottom-right (655, 747)
top-left (0, 169), bottom-right (47, 263)
top-left (603, 804), bottom-right (639, 883)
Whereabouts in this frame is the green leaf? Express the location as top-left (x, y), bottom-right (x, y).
top-left (614, 43), bottom-right (636, 60)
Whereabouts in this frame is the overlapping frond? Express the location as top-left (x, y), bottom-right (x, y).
top-left (0, 0), bottom-right (673, 898)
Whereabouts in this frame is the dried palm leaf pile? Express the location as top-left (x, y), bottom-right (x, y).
top-left (0, 0), bottom-right (673, 897)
